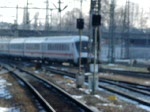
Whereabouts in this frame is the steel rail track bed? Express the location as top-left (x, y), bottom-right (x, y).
top-left (46, 67), bottom-right (150, 107)
top-left (100, 68), bottom-right (150, 79)
top-left (2, 64), bottom-right (93, 112)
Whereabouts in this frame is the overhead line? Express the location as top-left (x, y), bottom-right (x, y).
top-left (0, 6), bottom-right (56, 10)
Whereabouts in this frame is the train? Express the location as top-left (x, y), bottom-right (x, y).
top-left (0, 35), bottom-right (89, 65)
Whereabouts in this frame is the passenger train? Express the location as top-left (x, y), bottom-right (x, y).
top-left (0, 36), bottom-right (89, 65)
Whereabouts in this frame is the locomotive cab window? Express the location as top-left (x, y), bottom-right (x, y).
top-left (75, 41), bottom-right (88, 52)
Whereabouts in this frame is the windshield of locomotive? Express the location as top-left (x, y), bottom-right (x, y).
top-left (75, 41), bottom-right (88, 52)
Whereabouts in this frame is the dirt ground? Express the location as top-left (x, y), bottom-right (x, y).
top-left (1, 66), bottom-right (149, 112)
top-left (28, 67), bottom-right (149, 112)
top-left (0, 72), bottom-right (39, 112)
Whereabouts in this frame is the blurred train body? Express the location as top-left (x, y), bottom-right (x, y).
top-left (0, 36), bottom-right (89, 65)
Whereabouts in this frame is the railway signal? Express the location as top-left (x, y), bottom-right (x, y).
top-left (76, 18), bottom-right (85, 88)
top-left (88, 0), bottom-right (101, 95)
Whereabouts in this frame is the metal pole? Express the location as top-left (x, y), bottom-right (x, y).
top-left (79, 0), bottom-right (83, 73)
top-left (80, 0), bottom-right (83, 18)
top-left (97, 0), bottom-right (101, 64)
top-left (109, 0), bottom-right (115, 63)
top-left (79, 30), bottom-right (82, 73)
top-left (45, 0), bottom-right (49, 30)
top-left (58, 0), bottom-right (61, 30)
top-left (59, 12), bottom-right (61, 30)
top-left (87, 0), bottom-right (94, 68)
top-left (50, 9), bottom-right (53, 28)
top-left (16, 5), bottom-right (18, 25)
top-left (92, 27), bottom-right (97, 95)
top-left (16, 5), bottom-right (18, 37)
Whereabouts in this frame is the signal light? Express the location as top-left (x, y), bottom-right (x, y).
top-left (77, 18), bottom-right (84, 30)
top-left (92, 14), bottom-right (101, 26)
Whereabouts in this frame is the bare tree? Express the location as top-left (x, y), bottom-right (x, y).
top-left (61, 8), bottom-right (89, 31)
top-left (33, 12), bottom-right (39, 30)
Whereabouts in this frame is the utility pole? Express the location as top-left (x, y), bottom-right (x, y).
top-left (58, 0), bottom-right (62, 30)
top-left (15, 5), bottom-right (18, 37)
top-left (124, 0), bottom-right (130, 59)
top-left (23, 0), bottom-right (30, 29)
top-left (53, 0), bottom-right (67, 31)
top-left (79, 0), bottom-right (83, 17)
top-left (26, 0), bottom-right (30, 29)
top-left (54, 0), bottom-right (68, 30)
top-left (50, 9), bottom-right (53, 28)
top-left (16, 5), bottom-right (18, 27)
top-left (45, 0), bottom-right (49, 30)
top-left (108, 0), bottom-right (116, 63)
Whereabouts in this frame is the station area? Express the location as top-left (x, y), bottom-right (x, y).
top-left (0, 0), bottom-right (150, 112)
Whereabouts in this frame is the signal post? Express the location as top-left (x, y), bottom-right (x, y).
top-left (76, 18), bottom-right (85, 88)
top-left (88, 15), bottom-right (101, 94)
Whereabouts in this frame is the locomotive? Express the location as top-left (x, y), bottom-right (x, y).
top-left (0, 36), bottom-right (89, 65)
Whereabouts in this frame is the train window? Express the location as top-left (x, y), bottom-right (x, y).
top-left (56, 44), bottom-right (58, 50)
top-left (26, 44), bottom-right (40, 50)
top-left (0, 45), bottom-right (4, 49)
top-left (47, 43), bottom-right (69, 51)
top-left (75, 41), bottom-right (88, 52)
top-left (48, 44), bottom-right (51, 50)
top-left (51, 44), bottom-right (54, 50)
top-left (61, 44), bottom-right (69, 51)
top-left (60, 44), bottom-right (63, 51)
top-left (10, 44), bottom-right (23, 49)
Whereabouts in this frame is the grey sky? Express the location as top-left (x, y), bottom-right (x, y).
top-left (0, 0), bottom-right (149, 24)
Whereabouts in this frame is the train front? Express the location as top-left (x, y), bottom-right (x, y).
top-left (75, 36), bottom-right (91, 64)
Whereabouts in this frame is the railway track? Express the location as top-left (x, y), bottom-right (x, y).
top-left (99, 78), bottom-right (150, 92)
top-left (45, 66), bottom-right (150, 107)
top-left (100, 68), bottom-right (150, 79)
top-left (46, 64), bottom-right (150, 80)
top-left (2, 64), bottom-right (93, 112)
top-left (46, 65), bottom-right (150, 90)
top-left (1, 60), bottom-right (150, 107)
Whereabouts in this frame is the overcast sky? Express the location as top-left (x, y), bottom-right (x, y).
top-left (0, 0), bottom-right (90, 24)
top-left (0, 0), bottom-right (149, 24)
top-left (118, 0), bottom-right (150, 7)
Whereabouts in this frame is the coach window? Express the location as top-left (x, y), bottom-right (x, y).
top-left (51, 44), bottom-right (53, 50)
top-left (48, 44), bottom-right (50, 50)
top-left (67, 45), bottom-right (69, 51)
top-left (55, 44), bottom-right (58, 50)
top-left (58, 44), bottom-right (61, 50)
top-left (62, 44), bottom-right (64, 51)
top-left (11, 44), bottom-right (14, 49)
top-left (64, 44), bottom-right (66, 51)
top-left (26, 44), bottom-right (30, 49)
top-left (61, 44), bottom-right (63, 51)
top-left (54, 44), bottom-right (56, 50)
top-left (56, 44), bottom-right (58, 50)
top-left (59, 44), bottom-right (61, 50)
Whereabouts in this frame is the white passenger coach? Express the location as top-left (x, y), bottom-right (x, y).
top-left (0, 36), bottom-right (89, 65)
top-left (0, 39), bottom-right (10, 57)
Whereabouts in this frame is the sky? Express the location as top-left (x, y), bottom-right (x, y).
top-left (0, 0), bottom-right (149, 24)
top-left (118, 0), bottom-right (150, 8)
top-left (0, 0), bottom-right (90, 24)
